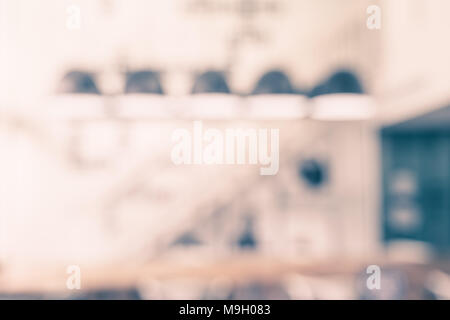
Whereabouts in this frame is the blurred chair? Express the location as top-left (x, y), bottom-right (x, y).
top-left (227, 282), bottom-right (290, 300)
top-left (247, 70), bottom-right (307, 119)
top-left (71, 288), bottom-right (142, 300)
top-left (309, 69), bottom-right (374, 121)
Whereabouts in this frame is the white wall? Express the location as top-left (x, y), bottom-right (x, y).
top-left (377, 0), bottom-right (450, 125)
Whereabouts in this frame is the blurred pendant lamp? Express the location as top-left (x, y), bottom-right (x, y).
top-left (252, 70), bottom-right (296, 95)
top-left (187, 70), bottom-right (240, 119)
top-left (117, 70), bottom-right (169, 119)
top-left (192, 70), bottom-right (231, 94)
top-left (57, 70), bottom-right (101, 95)
top-left (309, 70), bottom-right (375, 121)
top-left (49, 70), bottom-right (104, 119)
top-left (125, 70), bottom-right (164, 94)
top-left (248, 70), bottom-right (307, 119)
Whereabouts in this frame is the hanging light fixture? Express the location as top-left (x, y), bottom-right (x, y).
top-left (247, 70), bottom-right (308, 119)
top-left (48, 70), bottom-right (104, 119)
top-left (309, 70), bottom-right (375, 121)
top-left (117, 70), bottom-right (170, 119)
top-left (183, 70), bottom-right (241, 119)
